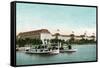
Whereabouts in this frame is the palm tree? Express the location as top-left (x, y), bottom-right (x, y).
top-left (31, 39), bottom-right (42, 45)
top-left (25, 38), bottom-right (32, 47)
top-left (17, 39), bottom-right (26, 47)
top-left (44, 39), bottom-right (46, 44)
top-left (47, 39), bottom-right (49, 45)
top-left (38, 39), bottom-right (43, 45)
top-left (91, 33), bottom-right (95, 41)
top-left (69, 34), bottom-right (75, 43)
top-left (80, 35), bottom-right (85, 40)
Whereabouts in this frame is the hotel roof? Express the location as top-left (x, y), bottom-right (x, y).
top-left (18, 29), bottom-right (51, 36)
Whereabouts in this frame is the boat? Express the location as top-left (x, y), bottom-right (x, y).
top-left (48, 49), bottom-right (59, 54)
top-left (25, 49), bottom-right (50, 54)
top-left (26, 48), bottom-right (59, 54)
top-left (25, 44), bottom-right (59, 54)
top-left (60, 43), bottom-right (77, 53)
top-left (49, 43), bottom-right (60, 54)
top-left (60, 49), bottom-right (77, 53)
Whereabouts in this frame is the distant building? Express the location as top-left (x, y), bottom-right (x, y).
top-left (52, 33), bottom-right (70, 41)
top-left (17, 29), bottom-right (96, 44)
top-left (17, 29), bottom-right (52, 44)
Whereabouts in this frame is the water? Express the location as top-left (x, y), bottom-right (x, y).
top-left (16, 44), bottom-right (97, 65)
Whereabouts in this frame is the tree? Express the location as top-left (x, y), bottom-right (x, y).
top-left (17, 39), bottom-right (26, 47)
top-left (61, 39), bottom-right (65, 45)
top-left (44, 39), bottom-right (46, 44)
top-left (91, 35), bottom-right (95, 41)
top-left (80, 35), bottom-right (85, 40)
top-left (69, 34), bottom-right (75, 43)
top-left (25, 38), bottom-right (33, 47)
top-left (38, 39), bottom-right (43, 45)
top-left (31, 39), bottom-right (43, 45)
top-left (47, 39), bottom-right (49, 44)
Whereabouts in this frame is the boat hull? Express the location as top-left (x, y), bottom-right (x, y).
top-left (25, 49), bottom-right (59, 54)
top-left (60, 49), bottom-right (77, 53)
top-left (48, 50), bottom-right (59, 54)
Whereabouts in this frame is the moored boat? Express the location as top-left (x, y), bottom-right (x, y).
top-left (25, 44), bottom-right (60, 54)
top-left (26, 49), bottom-right (50, 54)
top-left (60, 49), bottom-right (77, 53)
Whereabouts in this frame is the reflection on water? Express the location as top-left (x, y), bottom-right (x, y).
top-left (16, 44), bottom-right (96, 65)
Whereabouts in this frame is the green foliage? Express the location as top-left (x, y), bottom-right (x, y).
top-left (16, 38), bottom-right (43, 47)
top-left (16, 36), bottom-right (96, 47)
top-left (16, 39), bottom-right (26, 47)
top-left (50, 39), bottom-right (61, 43)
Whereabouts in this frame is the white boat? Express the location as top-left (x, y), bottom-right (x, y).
top-left (49, 43), bottom-right (60, 54)
top-left (26, 49), bottom-right (49, 54)
top-left (48, 49), bottom-right (59, 54)
top-left (25, 45), bottom-right (59, 54)
top-left (60, 49), bottom-right (77, 53)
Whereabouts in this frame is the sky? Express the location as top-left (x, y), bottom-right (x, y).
top-left (16, 3), bottom-right (96, 36)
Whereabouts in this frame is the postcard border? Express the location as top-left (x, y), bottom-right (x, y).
top-left (10, 1), bottom-right (98, 67)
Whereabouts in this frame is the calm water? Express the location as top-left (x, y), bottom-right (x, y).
top-left (16, 44), bottom-right (96, 65)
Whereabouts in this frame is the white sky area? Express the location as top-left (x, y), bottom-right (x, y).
top-left (16, 3), bottom-right (96, 36)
